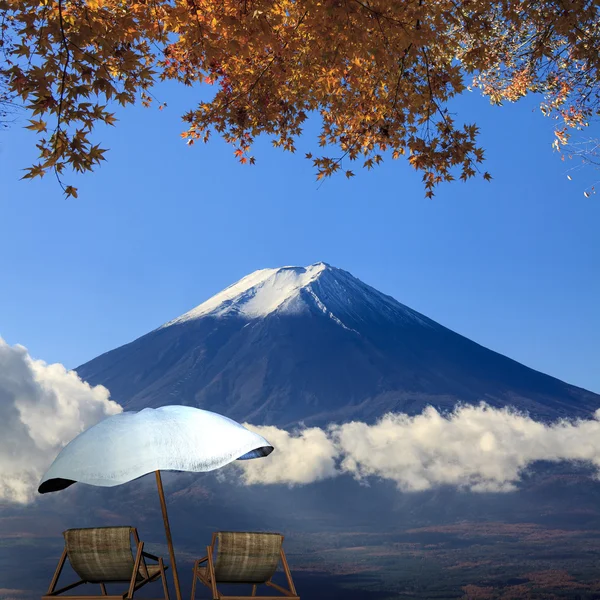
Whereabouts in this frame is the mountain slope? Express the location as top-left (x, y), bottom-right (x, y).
top-left (76, 263), bottom-right (600, 426)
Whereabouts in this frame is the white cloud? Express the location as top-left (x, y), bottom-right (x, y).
top-left (236, 424), bottom-right (340, 485)
top-left (0, 337), bottom-right (122, 504)
top-left (236, 405), bottom-right (600, 493)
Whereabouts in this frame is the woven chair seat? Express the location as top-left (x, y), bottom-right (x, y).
top-left (214, 531), bottom-right (282, 583)
top-left (43, 526), bottom-right (170, 600)
top-left (191, 531), bottom-right (300, 599)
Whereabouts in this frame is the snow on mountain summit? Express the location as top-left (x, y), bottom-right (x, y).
top-left (162, 262), bottom-right (330, 325)
top-left (161, 262), bottom-right (434, 330)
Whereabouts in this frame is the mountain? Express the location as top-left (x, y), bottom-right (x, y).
top-left (76, 262), bottom-right (600, 425)
top-left (6, 263), bottom-right (600, 600)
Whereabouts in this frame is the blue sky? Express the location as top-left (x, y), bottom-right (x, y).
top-left (1, 80), bottom-right (599, 394)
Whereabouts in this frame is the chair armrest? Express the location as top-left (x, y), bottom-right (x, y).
top-left (49, 579), bottom-right (86, 596)
top-left (141, 551), bottom-right (160, 562)
top-left (193, 556), bottom-right (208, 568)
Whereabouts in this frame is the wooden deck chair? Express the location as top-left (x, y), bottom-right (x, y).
top-left (42, 526), bottom-right (170, 600)
top-left (190, 531), bottom-right (299, 600)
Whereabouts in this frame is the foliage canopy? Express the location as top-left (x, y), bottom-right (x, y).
top-left (1, 0), bottom-right (599, 196)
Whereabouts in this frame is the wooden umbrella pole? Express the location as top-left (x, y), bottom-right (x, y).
top-left (155, 470), bottom-right (183, 600)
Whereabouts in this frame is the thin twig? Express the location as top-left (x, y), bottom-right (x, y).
top-left (53, 0), bottom-right (72, 192)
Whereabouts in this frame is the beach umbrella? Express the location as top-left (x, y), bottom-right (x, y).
top-left (38, 405), bottom-right (274, 600)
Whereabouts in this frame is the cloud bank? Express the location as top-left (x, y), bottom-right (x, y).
top-left (0, 337), bottom-right (122, 504)
top-left (240, 405), bottom-right (600, 493)
top-left (3, 336), bottom-right (600, 502)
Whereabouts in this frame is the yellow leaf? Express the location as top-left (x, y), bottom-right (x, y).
top-left (21, 164), bottom-right (45, 179)
top-left (25, 119), bottom-right (47, 133)
top-left (65, 186), bottom-right (79, 198)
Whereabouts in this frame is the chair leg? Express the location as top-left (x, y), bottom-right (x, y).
top-left (251, 584), bottom-right (257, 596)
top-left (206, 547), bottom-right (218, 600)
top-left (160, 558), bottom-right (170, 600)
top-left (190, 565), bottom-right (197, 600)
top-left (100, 583), bottom-right (108, 595)
top-left (128, 541), bottom-right (145, 599)
top-left (47, 548), bottom-right (68, 595)
top-left (280, 548), bottom-right (298, 596)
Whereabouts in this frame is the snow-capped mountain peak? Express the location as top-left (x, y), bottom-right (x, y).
top-left (161, 262), bottom-right (434, 331)
top-left (162, 263), bottom-right (330, 325)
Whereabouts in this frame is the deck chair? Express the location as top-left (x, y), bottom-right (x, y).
top-left (190, 531), bottom-right (299, 599)
top-left (42, 526), bottom-right (170, 600)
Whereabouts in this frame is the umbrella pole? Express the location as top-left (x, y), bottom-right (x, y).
top-left (155, 470), bottom-right (183, 600)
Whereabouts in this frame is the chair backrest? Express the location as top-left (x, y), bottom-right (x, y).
top-left (213, 531), bottom-right (283, 584)
top-left (64, 526), bottom-right (136, 583)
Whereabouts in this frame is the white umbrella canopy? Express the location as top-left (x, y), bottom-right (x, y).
top-left (39, 406), bottom-right (273, 491)
top-left (38, 405), bottom-right (274, 600)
